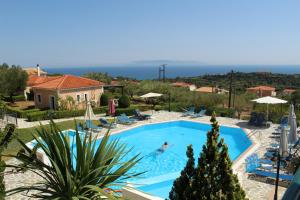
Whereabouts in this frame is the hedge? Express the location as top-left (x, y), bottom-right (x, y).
top-left (27, 110), bottom-right (86, 122)
top-left (26, 106), bottom-right (148, 121)
top-left (26, 111), bottom-right (49, 121)
top-left (93, 106), bottom-right (108, 114)
top-left (115, 107), bottom-right (136, 116)
top-left (2, 95), bottom-right (26, 102)
top-left (5, 106), bottom-right (40, 118)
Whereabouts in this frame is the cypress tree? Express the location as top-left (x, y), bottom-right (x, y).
top-left (169, 145), bottom-right (195, 200)
top-left (170, 113), bottom-right (247, 200)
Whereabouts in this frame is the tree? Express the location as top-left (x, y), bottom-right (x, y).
top-left (5, 121), bottom-right (142, 199)
top-left (0, 64), bottom-right (28, 103)
top-left (218, 139), bottom-right (246, 199)
top-left (291, 89), bottom-right (300, 106)
top-left (169, 145), bottom-right (195, 200)
top-left (100, 93), bottom-right (109, 106)
top-left (118, 95), bottom-right (130, 108)
top-left (192, 113), bottom-right (221, 199)
top-left (84, 72), bottom-right (112, 84)
top-left (0, 124), bottom-right (16, 199)
top-left (170, 114), bottom-right (247, 200)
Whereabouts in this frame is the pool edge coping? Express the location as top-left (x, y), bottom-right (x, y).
top-left (25, 117), bottom-right (259, 200)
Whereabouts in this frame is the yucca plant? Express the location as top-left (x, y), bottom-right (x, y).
top-left (5, 121), bottom-right (142, 199)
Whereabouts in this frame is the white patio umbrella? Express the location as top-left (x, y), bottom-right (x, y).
top-left (84, 101), bottom-right (96, 121)
top-left (289, 112), bottom-right (298, 145)
top-left (251, 96), bottom-right (287, 121)
top-left (140, 92), bottom-right (163, 98)
top-left (280, 127), bottom-right (289, 158)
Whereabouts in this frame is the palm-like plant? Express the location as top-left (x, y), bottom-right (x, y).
top-left (6, 121), bottom-right (142, 199)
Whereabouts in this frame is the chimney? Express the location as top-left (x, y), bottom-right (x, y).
top-left (37, 64), bottom-right (40, 76)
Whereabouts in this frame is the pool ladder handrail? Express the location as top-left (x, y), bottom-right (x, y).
top-left (247, 129), bottom-right (262, 138)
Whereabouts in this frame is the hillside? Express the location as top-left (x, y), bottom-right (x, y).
top-left (172, 72), bottom-right (300, 93)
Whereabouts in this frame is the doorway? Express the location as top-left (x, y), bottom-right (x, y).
top-left (49, 96), bottom-right (56, 110)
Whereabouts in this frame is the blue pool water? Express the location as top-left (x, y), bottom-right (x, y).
top-left (62, 120), bottom-right (251, 198)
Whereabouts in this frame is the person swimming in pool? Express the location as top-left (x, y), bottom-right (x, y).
top-left (157, 142), bottom-right (169, 153)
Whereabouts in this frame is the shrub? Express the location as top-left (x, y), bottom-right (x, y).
top-left (118, 95), bottom-right (130, 108)
top-left (206, 107), bottom-right (236, 118)
top-left (100, 94), bottom-right (109, 106)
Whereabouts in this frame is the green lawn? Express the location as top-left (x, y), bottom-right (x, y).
top-left (3, 119), bottom-right (100, 160)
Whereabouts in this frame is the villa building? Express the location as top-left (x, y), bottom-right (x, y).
top-left (246, 85), bottom-right (276, 97)
top-left (283, 88), bottom-right (296, 96)
top-left (29, 75), bottom-right (104, 110)
top-left (195, 86), bottom-right (229, 94)
top-left (171, 82), bottom-right (196, 91)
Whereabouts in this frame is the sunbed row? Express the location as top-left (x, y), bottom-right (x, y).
top-left (77, 109), bottom-right (151, 132)
top-left (181, 106), bottom-right (206, 118)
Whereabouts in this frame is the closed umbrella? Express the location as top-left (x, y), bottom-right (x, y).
top-left (288, 104), bottom-right (295, 125)
top-left (280, 127), bottom-right (289, 158)
top-left (275, 127), bottom-right (289, 199)
top-left (252, 96), bottom-right (287, 121)
top-left (289, 112), bottom-right (298, 145)
top-left (84, 101), bottom-right (96, 121)
top-left (108, 99), bottom-right (116, 116)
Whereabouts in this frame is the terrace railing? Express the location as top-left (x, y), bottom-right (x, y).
top-left (0, 108), bottom-right (18, 128)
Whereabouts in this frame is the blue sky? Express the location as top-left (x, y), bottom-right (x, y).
top-left (0, 0), bottom-right (300, 67)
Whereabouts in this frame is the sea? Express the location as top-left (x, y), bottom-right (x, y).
top-left (44, 65), bottom-right (300, 80)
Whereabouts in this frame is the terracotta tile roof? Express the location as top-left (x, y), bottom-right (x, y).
top-left (27, 75), bottom-right (61, 87)
top-left (283, 89), bottom-right (296, 93)
top-left (195, 86), bottom-right (215, 93)
top-left (32, 75), bottom-right (103, 90)
top-left (110, 80), bottom-right (120, 85)
top-left (171, 82), bottom-right (193, 87)
top-left (247, 86), bottom-right (276, 91)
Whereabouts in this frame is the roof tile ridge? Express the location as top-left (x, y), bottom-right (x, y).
top-left (56, 75), bottom-right (68, 89)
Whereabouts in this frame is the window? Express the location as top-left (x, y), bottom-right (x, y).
top-left (37, 94), bottom-right (41, 103)
top-left (77, 94), bottom-right (80, 103)
top-left (84, 94), bottom-right (88, 101)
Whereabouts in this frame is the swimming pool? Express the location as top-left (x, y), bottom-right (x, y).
top-left (99, 120), bottom-right (251, 198)
top-left (28, 120), bottom-right (252, 199)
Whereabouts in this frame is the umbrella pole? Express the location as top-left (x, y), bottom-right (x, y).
top-left (267, 103), bottom-right (269, 122)
top-left (274, 152), bottom-right (280, 200)
top-left (168, 93), bottom-right (171, 112)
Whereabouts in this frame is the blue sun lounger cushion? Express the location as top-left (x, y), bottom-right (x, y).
top-left (99, 118), bottom-right (117, 128)
top-left (182, 107), bottom-right (195, 117)
top-left (85, 120), bottom-right (102, 131)
top-left (190, 109), bottom-right (206, 118)
top-left (252, 169), bottom-right (294, 181)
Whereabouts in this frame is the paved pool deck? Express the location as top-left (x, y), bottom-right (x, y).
top-left (5, 111), bottom-right (287, 199)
